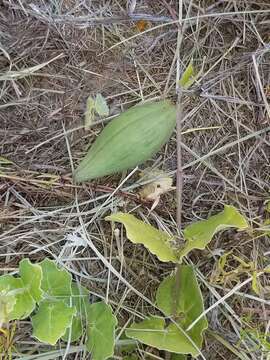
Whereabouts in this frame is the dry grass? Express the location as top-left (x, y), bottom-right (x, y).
top-left (1, 0), bottom-right (270, 359)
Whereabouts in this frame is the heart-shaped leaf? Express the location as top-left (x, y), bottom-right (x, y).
top-left (32, 299), bottom-right (76, 345)
top-left (86, 301), bottom-right (117, 360)
top-left (62, 283), bottom-right (89, 342)
top-left (0, 275), bottom-right (35, 321)
top-left (19, 258), bottom-right (43, 302)
top-left (61, 316), bottom-right (83, 342)
top-left (39, 259), bottom-right (72, 299)
top-left (0, 290), bottom-right (16, 324)
top-left (106, 213), bottom-right (177, 262)
top-left (178, 205), bottom-right (248, 262)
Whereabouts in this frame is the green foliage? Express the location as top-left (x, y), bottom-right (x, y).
top-left (127, 316), bottom-right (197, 355)
top-left (0, 259), bottom-right (117, 360)
top-left (240, 327), bottom-right (270, 353)
top-left (19, 259), bottom-right (43, 302)
top-left (0, 289), bottom-right (16, 324)
top-left (126, 265), bottom-right (207, 357)
top-left (171, 354), bottom-right (187, 360)
top-left (62, 316), bottom-right (83, 342)
top-left (86, 301), bottom-right (118, 360)
top-left (106, 212), bottom-right (177, 262)
top-left (0, 203), bottom-right (249, 359)
top-left (32, 300), bottom-right (76, 345)
top-left (62, 283), bottom-right (89, 342)
top-left (178, 205), bottom-right (248, 261)
top-left (107, 206), bottom-right (248, 265)
top-left (39, 258), bottom-right (72, 297)
top-left (0, 275), bottom-right (35, 321)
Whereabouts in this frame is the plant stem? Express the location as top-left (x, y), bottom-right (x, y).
top-left (172, 87), bottom-right (184, 317)
top-left (176, 89), bottom-right (183, 231)
top-left (172, 0), bottom-right (184, 318)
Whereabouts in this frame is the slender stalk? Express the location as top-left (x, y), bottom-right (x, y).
top-left (176, 88), bottom-right (183, 231)
top-left (172, 1), bottom-right (184, 318)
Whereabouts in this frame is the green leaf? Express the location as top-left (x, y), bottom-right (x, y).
top-left (0, 275), bottom-right (35, 321)
top-left (0, 290), bottom-right (16, 324)
top-left (126, 266), bottom-right (208, 357)
top-left (157, 266), bottom-right (208, 350)
top-left (39, 259), bottom-right (72, 299)
top-left (179, 61), bottom-right (196, 89)
top-left (95, 93), bottom-right (109, 116)
top-left (126, 316), bottom-right (200, 357)
top-left (86, 301), bottom-right (117, 360)
top-left (171, 354), bottom-right (187, 360)
top-left (19, 259), bottom-right (43, 302)
top-left (178, 205), bottom-right (248, 262)
top-left (61, 316), bottom-right (83, 342)
top-left (67, 283), bottom-right (89, 310)
top-left (85, 95), bottom-right (96, 130)
top-left (106, 212), bottom-right (177, 262)
top-left (62, 283), bottom-right (89, 342)
top-left (32, 299), bottom-right (76, 345)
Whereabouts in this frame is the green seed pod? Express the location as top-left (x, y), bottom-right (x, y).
top-left (74, 100), bottom-right (176, 182)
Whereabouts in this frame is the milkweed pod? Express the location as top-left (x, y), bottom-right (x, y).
top-left (74, 100), bottom-right (176, 182)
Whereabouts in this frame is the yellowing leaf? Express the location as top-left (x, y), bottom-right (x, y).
top-left (95, 93), bottom-right (109, 117)
top-left (0, 291), bottom-right (16, 324)
top-left (85, 94), bottom-right (109, 130)
top-left (0, 275), bottom-right (35, 321)
top-left (106, 212), bottom-right (177, 262)
top-left (179, 61), bottom-right (197, 89)
top-left (251, 271), bottom-right (261, 295)
top-left (178, 205), bottom-right (248, 262)
top-left (85, 96), bottom-right (96, 130)
top-left (139, 170), bottom-right (175, 202)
